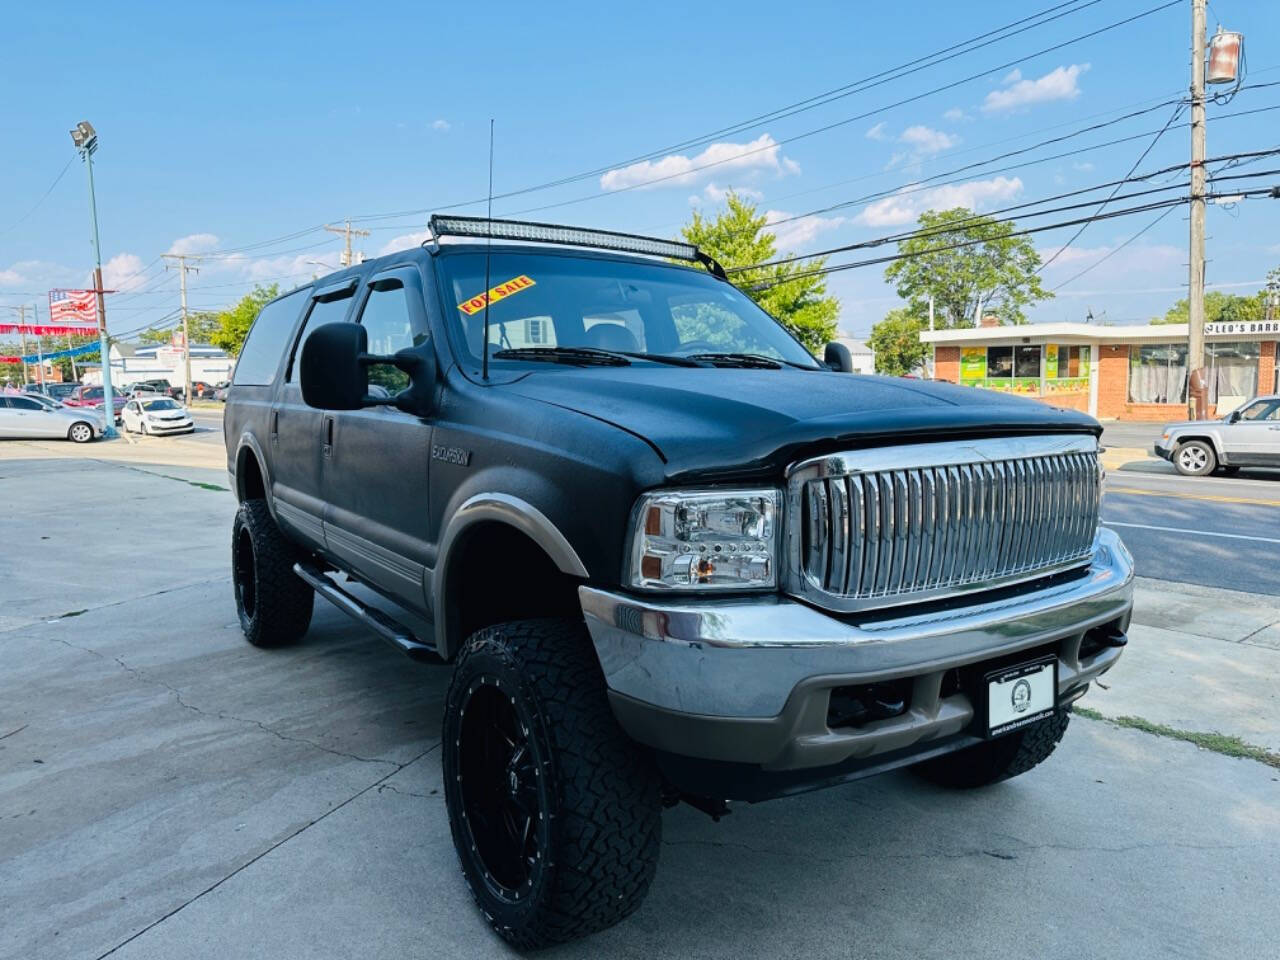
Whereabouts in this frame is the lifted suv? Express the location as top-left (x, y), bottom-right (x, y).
top-left (224, 216), bottom-right (1133, 948)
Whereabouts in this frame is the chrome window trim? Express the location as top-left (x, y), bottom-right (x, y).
top-left (784, 434), bottom-right (1100, 614)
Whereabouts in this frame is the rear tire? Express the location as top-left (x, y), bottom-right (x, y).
top-left (443, 618), bottom-right (661, 949)
top-left (914, 709), bottom-right (1071, 789)
top-left (1173, 440), bottom-right (1215, 476)
top-left (231, 499), bottom-right (313, 647)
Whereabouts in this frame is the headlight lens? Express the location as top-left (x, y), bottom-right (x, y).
top-left (627, 489), bottom-right (778, 591)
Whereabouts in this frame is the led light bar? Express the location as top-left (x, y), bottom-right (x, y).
top-left (428, 215), bottom-right (725, 277)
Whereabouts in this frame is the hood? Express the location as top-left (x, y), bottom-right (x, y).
top-left (1167, 418), bottom-right (1224, 430)
top-left (505, 366), bottom-right (1098, 480)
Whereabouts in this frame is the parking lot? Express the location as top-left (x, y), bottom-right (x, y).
top-left (1, 429), bottom-right (1278, 960)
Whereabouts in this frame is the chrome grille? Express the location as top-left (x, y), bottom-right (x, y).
top-left (786, 436), bottom-right (1101, 612)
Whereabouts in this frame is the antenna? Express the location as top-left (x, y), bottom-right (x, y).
top-left (482, 119), bottom-right (494, 380)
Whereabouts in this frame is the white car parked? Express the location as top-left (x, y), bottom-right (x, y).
top-left (0, 394), bottom-right (102, 442)
top-left (121, 397), bottom-right (195, 436)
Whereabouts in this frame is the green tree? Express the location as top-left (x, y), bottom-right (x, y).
top-left (868, 307), bottom-right (929, 376)
top-left (138, 310), bottom-right (220, 345)
top-left (884, 207), bottom-right (1051, 328)
top-left (210, 284), bottom-right (280, 356)
top-left (679, 192), bottom-right (839, 353)
top-left (1156, 290), bottom-right (1265, 325)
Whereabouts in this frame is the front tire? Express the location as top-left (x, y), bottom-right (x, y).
top-left (67, 421), bottom-right (95, 444)
top-left (914, 709), bottom-right (1071, 788)
top-left (231, 499), bottom-right (313, 647)
top-left (1174, 440), bottom-right (1216, 476)
top-left (443, 619), bottom-right (661, 949)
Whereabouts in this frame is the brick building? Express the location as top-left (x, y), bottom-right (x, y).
top-left (923, 320), bottom-right (1278, 421)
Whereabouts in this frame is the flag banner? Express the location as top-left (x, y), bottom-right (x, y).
top-left (48, 288), bottom-right (99, 327)
top-left (0, 341), bottom-right (100, 364)
top-left (0, 323), bottom-right (100, 337)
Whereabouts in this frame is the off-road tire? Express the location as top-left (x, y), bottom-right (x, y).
top-left (231, 498), bottom-right (313, 647)
top-left (443, 618), bottom-right (661, 949)
top-left (913, 709), bottom-right (1071, 789)
top-left (67, 421), bottom-right (95, 443)
top-left (1173, 439), bottom-right (1216, 476)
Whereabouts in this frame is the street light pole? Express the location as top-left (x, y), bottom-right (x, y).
top-left (72, 121), bottom-right (117, 437)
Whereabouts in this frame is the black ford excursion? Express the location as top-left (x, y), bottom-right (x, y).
top-left (223, 216), bottom-right (1133, 948)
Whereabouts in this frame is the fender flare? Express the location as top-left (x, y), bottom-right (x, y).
top-left (431, 492), bottom-right (589, 657)
top-left (234, 434), bottom-right (272, 506)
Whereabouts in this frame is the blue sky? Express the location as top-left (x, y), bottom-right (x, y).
top-left (2, 0), bottom-right (1278, 340)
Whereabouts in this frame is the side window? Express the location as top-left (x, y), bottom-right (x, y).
top-left (287, 294), bottom-right (355, 383)
top-left (358, 284), bottom-right (425, 395)
top-left (233, 288), bottom-right (310, 386)
top-left (10, 397), bottom-right (40, 411)
top-left (1241, 399), bottom-right (1280, 421)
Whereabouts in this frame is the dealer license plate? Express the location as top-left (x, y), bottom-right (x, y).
top-left (986, 658), bottom-right (1056, 737)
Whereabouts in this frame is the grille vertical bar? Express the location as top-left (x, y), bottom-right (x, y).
top-left (793, 441), bottom-right (1100, 611)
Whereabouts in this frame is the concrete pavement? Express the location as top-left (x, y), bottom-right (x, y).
top-left (2, 450), bottom-right (1277, 960)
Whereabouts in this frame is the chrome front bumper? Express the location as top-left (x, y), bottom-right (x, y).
top-left (580, 527), bottom-right (1133, 771)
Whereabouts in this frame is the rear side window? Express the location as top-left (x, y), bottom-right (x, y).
top-left (286, 293), bottom-right (355, 382)
top-left (233, 288), bottom-right (311, 386)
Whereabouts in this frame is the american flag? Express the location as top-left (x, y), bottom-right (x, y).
top-left (48, 288), bottom-right (99, 327)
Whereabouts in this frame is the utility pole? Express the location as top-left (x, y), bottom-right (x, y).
top-left (71, 121), bottom-right (117, 437)
top-left (1188, 0), bottom-right (1208, 419)
top-left (324, 220), bottom-right (370, 267)
top-left (162, 254), bottom-right (200, 402)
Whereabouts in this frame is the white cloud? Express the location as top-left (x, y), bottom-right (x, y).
top-left (898, 125), bottom-right (958, 155)
top-left (764, 210), bottom-right (845, 254)
top-left (378, 230), bottom-right (432, 255)
top-left (855, 176), bottom-right (1023, 227)
top-left (865, 122), bottom-right (889, 141)
top-left (101, 253), bottom-right (148, 292)
top-left (1001, 68), bottom-right (1023, 85)
top-left (599, 134), bottom-right (798, 192)
top-left (688, 183), bottom-right (764, 207)
top-left (431, 119), bottom-right (450, 132)
top-left (0, 267), bottom-right (23, 286)
top-left (1073, 161), bottom-right (1095, 172)
top-left (983, 64), bottom-right (1089, 113)
top-left (166, 233), bottom-right (220, 256)
top-left (1036, 241), bottom-right (1180, 271)
top-left (943, 107), bottom-right (971, 123)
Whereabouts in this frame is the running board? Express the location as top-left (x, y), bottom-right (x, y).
top-left (293, 561), bottom-right (443, 663)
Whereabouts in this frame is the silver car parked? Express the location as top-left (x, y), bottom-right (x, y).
top-left (1154, 394), bottom-right (1280, 475)
top-left (0, 394), bottom-right (102, 443)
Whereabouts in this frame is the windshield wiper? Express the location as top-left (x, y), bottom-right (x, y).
top-left (490, 346), bottom-right (631, 366)
top-left (686, 352), bottom-right (783, 369)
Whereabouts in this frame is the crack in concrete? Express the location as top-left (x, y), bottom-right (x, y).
top-left (94, 741), bottom-right (442, 960)
top-left (45, 633), bottom-right (398, 768)
top-left (662, 836), bottom-right (1253, 864)
top-left (376, 782), bottom-right (440, 801)
top-left (1237, 619), bottom-right (1280, 645)
top-left (0, 723), bottom-right (29, 741)
top-left (0, 579), bottom-right (222, 638)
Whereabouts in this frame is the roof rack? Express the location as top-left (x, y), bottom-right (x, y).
top-left (426, 214), bottom-right (728, 280)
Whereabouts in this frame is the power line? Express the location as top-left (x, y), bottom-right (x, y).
top-left (1050, 205), bottom-right (1178, 290)
top-left (485, 0), bottom-right (1108, 198)
top-left (747, 186), bottom-right (1275, 290)
top-left (1038, 100), bottom-right (1187, 271)
top-left (0, 157), bottom-right (76, 236)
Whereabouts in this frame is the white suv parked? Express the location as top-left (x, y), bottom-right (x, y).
top-left (1154, 394), bottom-right (1280, 475)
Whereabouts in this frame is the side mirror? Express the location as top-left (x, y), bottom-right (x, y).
top-left (1226, 410), bottom-right (1241, 423)
top-left (301, 322), bottom-right (369, 410)
top-left (300, 322), bottom-right (437, 415)
top-left (824, 341), bottom-right (854, 373)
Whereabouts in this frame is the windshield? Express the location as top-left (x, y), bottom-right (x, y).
top-left (142, 398), bottom-right (179, 411)
top-left (435, 250), bottom-right (820, 370)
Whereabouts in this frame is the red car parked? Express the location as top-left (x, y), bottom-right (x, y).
top-left (65, 384), bottom-right (127, 422)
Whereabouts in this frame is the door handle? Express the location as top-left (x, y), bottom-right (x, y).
top-left (322, 415), bottom-right (335, 459)
top-left (270, 409), bottom-right (279, 445)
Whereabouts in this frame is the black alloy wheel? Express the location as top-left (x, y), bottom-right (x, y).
top-left (454, 675), bottom-right (547, 902)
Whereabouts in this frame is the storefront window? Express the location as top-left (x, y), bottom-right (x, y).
top-left (987, 346), bottom-right (1013, 378)
top-left (1128, 341), bottom-right (1259, 405)
top-left (1128, 343), bottom-right (1188, 404)
top-left (1014, 345), bottom-right (1041, 378)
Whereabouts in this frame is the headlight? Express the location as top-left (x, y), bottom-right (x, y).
top-left (627, 489), bottom-right (778, 591)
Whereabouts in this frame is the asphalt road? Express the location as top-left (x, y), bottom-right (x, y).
top-left (1101, 467), bottom-right (1280, 596)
